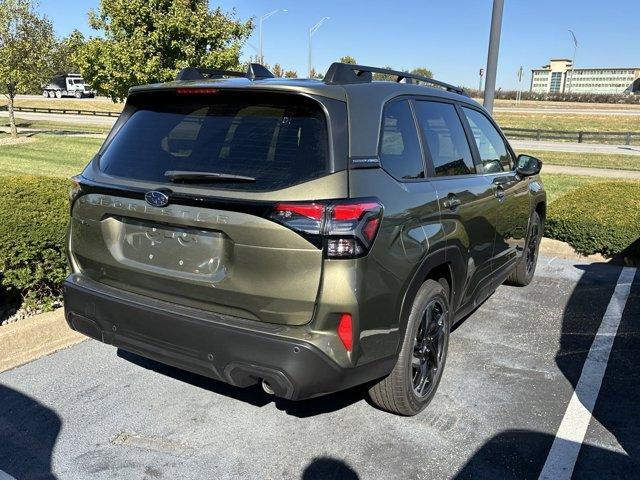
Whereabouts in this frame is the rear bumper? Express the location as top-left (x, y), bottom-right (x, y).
top-left (63, 274), bottom-right (395, 400)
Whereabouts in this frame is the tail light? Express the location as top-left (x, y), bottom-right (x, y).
top-left (270, 198), bottom-right (382, 259)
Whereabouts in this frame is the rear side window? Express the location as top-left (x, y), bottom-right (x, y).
top-left (462, 107), bottom-right (513, 173)
top-left (99, 92), bottom-right (330, 191)
top-left (414, 101), bottom-right (475, 177)
top-left (379, 100), bottom-right (424, 180)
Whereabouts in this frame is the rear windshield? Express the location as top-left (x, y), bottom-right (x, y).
top-left (100, 91), bottom-right (330, 191)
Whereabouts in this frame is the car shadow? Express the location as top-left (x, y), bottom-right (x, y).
top-left (301, 457), bottom-right (360, 479)
top-left (453, 262), bottom-right (640, 478)
top-left (0, 384), bottom-right (61, 480)
top-left (117, 349), bottom-right (370, 418)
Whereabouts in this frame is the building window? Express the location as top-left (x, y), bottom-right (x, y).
top-left (550, 72), bottom-right (563, 93)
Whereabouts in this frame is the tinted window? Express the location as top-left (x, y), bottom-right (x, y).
top-left (379, 100), bottom-right (424, 180)
top-left (414, 101), bottom-right (475, 177)
top-left (463, 107), bottom-right (513, 173)
top-left (100, 92), bottom-right (329, 191)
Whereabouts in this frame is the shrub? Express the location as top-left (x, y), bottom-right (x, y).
top-left (464, 89), bottom-right (640, 105)
top-left (0, 175), bottom-right (70, 310)
top-left (546, 181), bottom-right (640, 258)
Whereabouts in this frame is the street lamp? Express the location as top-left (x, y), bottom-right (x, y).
top-left (566, 30), bottom-right (578, 93)
top-left (259, 9), bottom-right (287, 64)
top-left (308, 17), bottom-right (330, 78)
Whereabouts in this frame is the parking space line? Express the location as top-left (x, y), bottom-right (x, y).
top-left (539, 267), bottom-right (637, 480)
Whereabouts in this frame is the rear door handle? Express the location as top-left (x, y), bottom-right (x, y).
top-left (494, 185), bottom-right (506, 202)
top-left (442, 195), bottom-right (462, 210)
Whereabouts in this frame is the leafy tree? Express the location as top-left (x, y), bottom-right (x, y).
top-left (283, 69), bottom-right (298, 78)
top-left (51, 29), bottom-right (86, 75)
top-left (309, 67), bottom-right (323, 80)
top-left (0, 0), bottom-right (55, 137)
top-left (271, 63), bottom-right (283, 77)
top-left (373, 65), bottom-right (397, 82)
top-left (78, 0), bottom-right (253, 101)
top-left (410, 67), bottom-right (433, 79)
top-left (339, 55), bottom-right (357, 65)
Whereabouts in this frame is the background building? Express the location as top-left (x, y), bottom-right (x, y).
top-left (530, 59), bottom-right (640, 94)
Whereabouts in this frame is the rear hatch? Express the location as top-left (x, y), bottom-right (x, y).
top-left (69, 88), bottom-right (348, 326)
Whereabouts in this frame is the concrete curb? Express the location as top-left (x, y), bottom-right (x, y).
top-left (540, 237), bottom-right (607, 263)
top-left (0, 308), bottom-right (85, 373)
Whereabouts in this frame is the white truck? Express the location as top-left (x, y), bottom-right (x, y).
top-left (42, 74), bottom-right (95, 99)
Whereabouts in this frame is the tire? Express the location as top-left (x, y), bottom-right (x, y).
top-left (368, 279), bottom-right (451, 416)
top-left (42, 90), bottom-right (48, 98)
top-left (506, 211), bottom-right (543, 287)
top-left (55, 90), bottom-right (62, 98)
top-left (74, 91), bottom-right (82, 99)
top-left (47, 90), bottom-right (55, 98)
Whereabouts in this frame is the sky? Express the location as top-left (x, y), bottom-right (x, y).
top-left (39, 0), bottom-right (640, 90)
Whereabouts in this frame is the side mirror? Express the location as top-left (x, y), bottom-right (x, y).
top-left (516, 154), bottom-right (542, 177)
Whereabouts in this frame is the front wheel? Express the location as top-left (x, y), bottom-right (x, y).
top-left (368, 279), bottom-right (450, 416)
top-left (506, 211), bottom-right (543, 286)
top-left (74, 91), bottom-right (82, 99)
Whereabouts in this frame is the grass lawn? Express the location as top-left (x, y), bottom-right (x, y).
top-left (0, 134), bottom-right (102, 178)
top-left (494, 111), bottom-right (640, 132)
top-left (2, 117), bottom-right (112, 134)
top-left (0, 96), bottom-right (123, 113)
top-left (526, 150), bottom-right (640, 172)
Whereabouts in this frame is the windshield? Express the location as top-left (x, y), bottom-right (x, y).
top-left (99, 91), bottom-right (330, 191)
top-left (72, 78), bottom-right (85, 84)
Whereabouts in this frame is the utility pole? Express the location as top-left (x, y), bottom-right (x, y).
top-left (516, 66), bottom-right (524, 105)
top-left (308, 17), bottom-right (330, 78)
top-left (479, 68), bottom-right (484, 94)
top-left (483, 0), bottom-right (505, 114)
top-left (567, 30), bottom-right (578, 93)
top-left (259, 9), bottom-right (287, 64)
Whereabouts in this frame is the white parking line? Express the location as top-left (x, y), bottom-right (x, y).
top-left (539, 266), bottom-right (637, 480)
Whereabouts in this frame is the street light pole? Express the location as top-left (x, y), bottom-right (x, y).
top-left (259, 9), bottom-right (287, 64)
top-left (308, 17), bottom-right (330, 78)
top-left (567, 30), bottom-right (578, 93)
top-left (483, 0), bottom-right (505, 114)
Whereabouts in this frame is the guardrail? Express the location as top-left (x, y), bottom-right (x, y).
top-left (0, 105), bottom-right (120, 117)
top-left (502, 127), bottom-right (639, 146)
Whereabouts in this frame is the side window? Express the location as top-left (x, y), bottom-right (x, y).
top-left (413, 101), bottom-right (475, 177)
top-left (379, 100), bottom-right (424, 180)
top-left (462, 107), bottom-right (513, 173)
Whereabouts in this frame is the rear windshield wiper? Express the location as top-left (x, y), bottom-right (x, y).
top-left (164, 170), bottom-right (256, 183)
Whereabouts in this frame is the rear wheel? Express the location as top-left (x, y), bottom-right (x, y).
top-left (506, 211), bottom-right (543, 286)
top-left (42, 90), bottom-right (48, 98)
top-left (368, 279), bottom-right (450, 416)
top-left (55, 90), bottom-right (62, 98)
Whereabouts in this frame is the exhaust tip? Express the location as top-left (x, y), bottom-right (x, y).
top-left (261, 379), bottom-right (275, 395)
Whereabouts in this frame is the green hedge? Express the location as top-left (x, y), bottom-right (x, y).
top-left (0, 176), bottom-right (70, 310)
top-left (546, 181), bottom-right (640, 259)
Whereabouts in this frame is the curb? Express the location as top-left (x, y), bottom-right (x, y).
top-left (0, 308), bottom-right (85, 373)
top-left (539, 237), bottom-right (607, 263)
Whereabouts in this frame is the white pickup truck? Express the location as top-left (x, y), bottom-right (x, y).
top-left (42, 74), bottom-right (95, 99)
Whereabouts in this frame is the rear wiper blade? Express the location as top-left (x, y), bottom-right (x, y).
top-left (164, 170), bottom-right (256, 183)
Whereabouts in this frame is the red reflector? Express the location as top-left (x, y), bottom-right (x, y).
top-left (337, 313), bottom-right (353, 352)
top-left (331, 202), bottom-right (380, 220)
top-left (362, 217), bottom-right (380, 241)
top-left (274, 203), bottom-right (325, 220)
top-left (176, 88), bottom-right (219, 95)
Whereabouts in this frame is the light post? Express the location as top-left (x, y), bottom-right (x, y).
top-left (566, 30), bottom-right (578, 93)
top-left (259, 9), bottom-right (287, 64)
top-left (479, 68), bottom-right (484, 93)
top-left (483, 0), bottom-right (505, 114)
top-left (308, 17), bottom-right (330, 78)
top-left (516, 66), bottom-right (524, 105)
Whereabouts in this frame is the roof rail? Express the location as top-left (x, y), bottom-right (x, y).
top-left (323, 62), bottom-right (465, 95)
top-left (175, 63), bottom-right (275, 81)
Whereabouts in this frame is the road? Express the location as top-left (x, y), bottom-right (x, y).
top-left (0, 110), bottom-right (115, 126)
top-left (1, 256), bottom-right (638, 479)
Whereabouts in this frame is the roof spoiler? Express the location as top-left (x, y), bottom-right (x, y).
top-left (175, 63), bottom-right (275, 81)
top-left (323, 62), bottom-right (465, 95)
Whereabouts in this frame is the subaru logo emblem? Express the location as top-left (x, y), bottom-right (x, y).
top-left (145, 190), bottom-right (169, 208)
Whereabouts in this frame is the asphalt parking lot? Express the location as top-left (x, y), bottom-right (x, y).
top-left (1, 255), bottom-right (638, 480)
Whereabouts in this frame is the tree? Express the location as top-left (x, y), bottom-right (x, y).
top-left (410, 67), bottom-right (433, 79)
top-left (373, 65), bottom-right (397, 82)
top-left (78, 0), bottom-right (253, 101)
top-left (339, 55), bottom-right (357, 65)
top-left (271, 63), bottom-right (283, 77)
top-left (51, 29), bottom-right (86, 75)
top-left (283, 69), bottom-right (298, 78)
top-left (0, 0), bottom-right (55, 137)
top-left (309, 67), bottom-right (323, 80)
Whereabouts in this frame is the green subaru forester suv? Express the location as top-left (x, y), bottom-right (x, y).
top-left (64, 63), bottom-right (545, 415)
